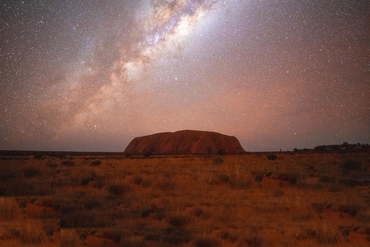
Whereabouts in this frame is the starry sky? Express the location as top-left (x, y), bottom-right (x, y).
top-left (1, 0), bottom-right (369, 152)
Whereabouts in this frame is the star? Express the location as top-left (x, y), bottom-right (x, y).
top-left (0, 0), bottom-right (369, 151)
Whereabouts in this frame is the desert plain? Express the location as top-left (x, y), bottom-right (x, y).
top-left (0, 150), bottom-right (369, 247)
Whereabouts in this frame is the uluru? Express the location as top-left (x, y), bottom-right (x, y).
top-left (123, 130), bottom-right (246, 155)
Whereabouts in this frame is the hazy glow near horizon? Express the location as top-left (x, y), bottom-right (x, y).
top-left (1, 0), bottom-right (369, 151)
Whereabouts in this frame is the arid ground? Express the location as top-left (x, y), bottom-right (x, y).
top-left (0, 151), bottom-right (369, 247)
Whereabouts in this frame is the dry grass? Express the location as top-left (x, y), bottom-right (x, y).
top-left (0, 151), bottom-right (369, 246)
top-left (61, 229), bottom-right (79, 247)
top-left (0, 198), bottom-right (19, 221)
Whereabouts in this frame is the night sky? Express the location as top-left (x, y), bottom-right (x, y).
top-left (1, 0), bottom-right (369, 152)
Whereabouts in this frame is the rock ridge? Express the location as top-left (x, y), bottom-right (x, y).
top-left (124, 130), bottom-right (245, 155)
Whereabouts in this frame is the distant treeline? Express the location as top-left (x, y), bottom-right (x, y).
top-left (0, 150), bottom-right (124, 158)
top-left (294, 142), bottom-right (370, 153)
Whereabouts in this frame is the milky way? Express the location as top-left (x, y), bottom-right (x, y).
top-left (1, 0), bottom-right (369, 151)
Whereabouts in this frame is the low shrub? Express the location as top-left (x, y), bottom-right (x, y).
top-left (277, 172), bottom-right (299, 185)
top-left (341, 160), bottom-right (362, 172)
top-left (61, 160), bottom-right (75, 167)
top-left (239, 235), bottom-right (263, 247)
top-left (220, 230), bottom-right (230, 239)
top-left (23, 166), bottom-right (42, 178)
top-left (161, 227), bottom-right (191, 245)
top-left (61, 211), bottom-right (114, 228)
top-left (267, 154), bottom-right (277, 160)
top-left (90, 160), bottom-right (102, 166)
top-left (78, 231), bottom-right (87, 240)
top-left (133, 175), bottom-right (143, 185)
top-left (312, 203), bottom-right (324, 214)
top-left (157, 179), bottom-right (176, 191)
top-left (119, 239), bottom-right (147, 247)
top-left (319, 175), bottom-right (336, 183)
top-left (18, 199), bottom-right (27, 209)
top-left (339, 226), bottom-right (350, 237)
top-left (44, 226), bottom-right (54, 237)
top-left (338, 179), bottom-right (360, 187)
top-left (252, 172), bottom-right (263, 182)
top-left (195, 237), bottom-right (221, 247)
top-left (91, 176), bottom-right (106, 189)
top-left (46, 161), bottom-right (58, 168)
top-left (265, 171), bottom-right (273, 177)
top-left (102, 229), bottom-right (122, 243)
top-left (108, 182), bottom-right (131, 195)
top-left (141, 178), bottom-right (152, 188)
top-left (212, 156), bottom-right (224, 165)
top-left (84, 198), bottom-right (101, 210)
top-left (302, 224), bottom-right (339, 245)
top-left (273, 190), bottom-right (284, 197)
top-left (229, 175), bottom-right (250, 189)
top-left (337, 204), bottom-right (361, 217)
top-left (356, 212), bottom-right (370, 223)
top-left (168, 215), bottom-right (190, 227)
top-left (220, 230), bottom-right (239, 242)
top-left (217, 172), bottom-right (230, 184)
top-left (80, 176), bottom-right (94, 186)
top-left (141, 206), bottom-right (156, 218)
top-left (144, 228), bottom-right (161, 241)
top-left (0, 164), bottom-right (19, 181)
top-left (194, 207), bottom-right (204, 217)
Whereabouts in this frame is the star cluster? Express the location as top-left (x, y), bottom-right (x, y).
top-left (1, 0), bottom-right (369, 151)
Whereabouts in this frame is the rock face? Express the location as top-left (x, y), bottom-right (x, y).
top-left (124, 130), bottom-right (246, 155)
